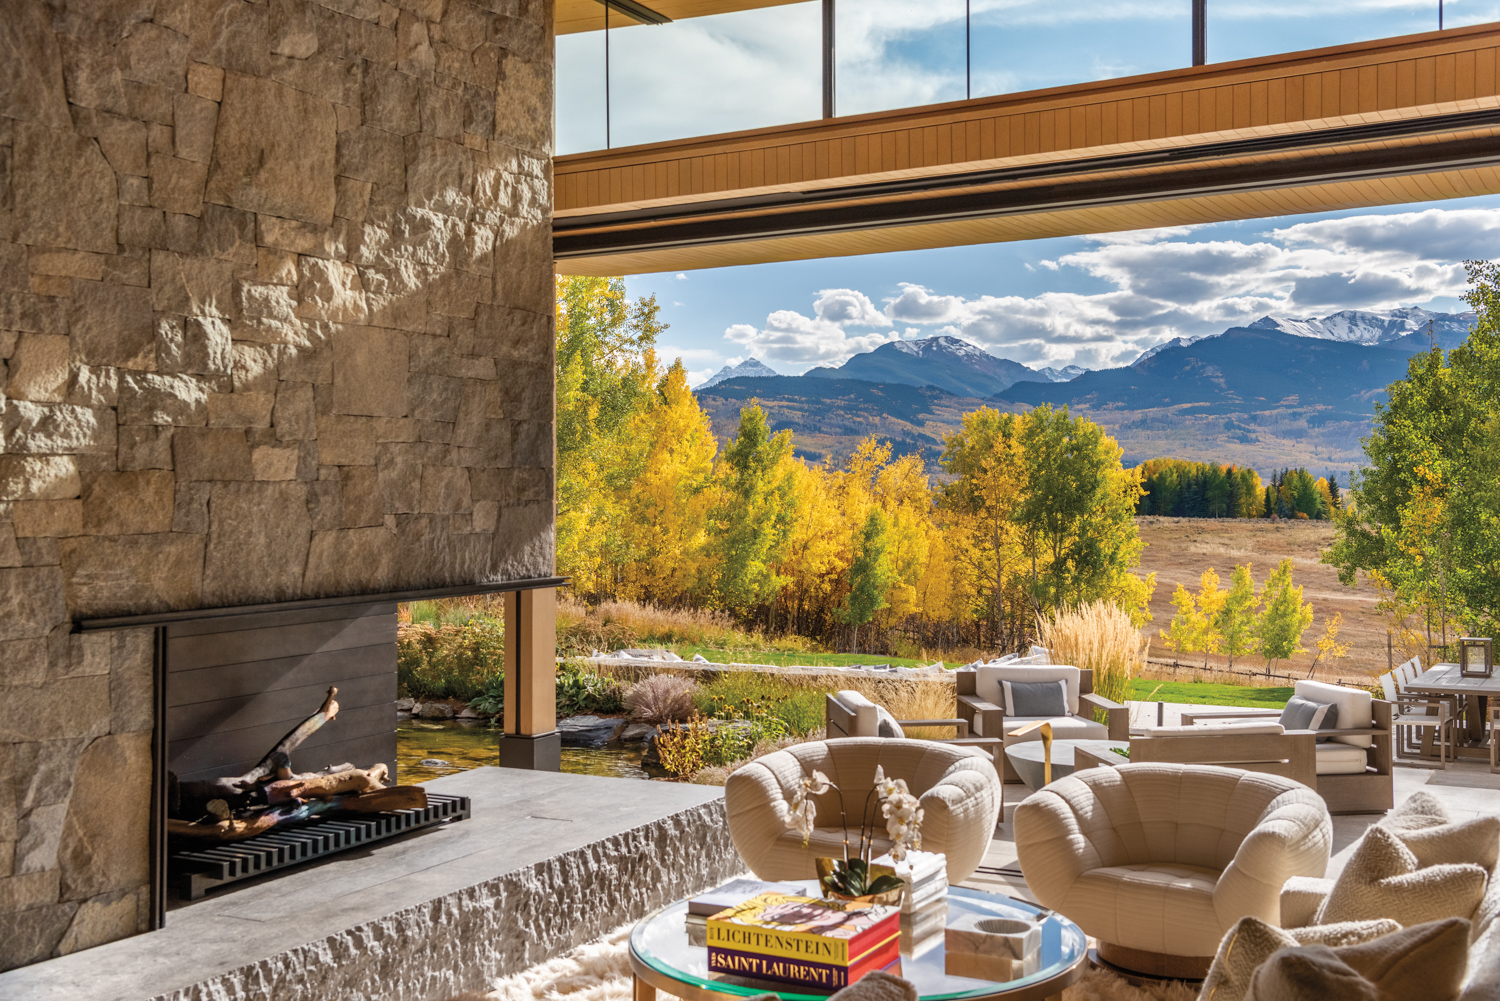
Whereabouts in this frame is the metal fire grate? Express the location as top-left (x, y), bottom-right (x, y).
top-left (168, 793), bottom-right (471, 900)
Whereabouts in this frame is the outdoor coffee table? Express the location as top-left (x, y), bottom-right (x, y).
top-left (630, 880), bottom-right (1087, 1001)
top-left (1004, 739), bottom-right (1130, 791)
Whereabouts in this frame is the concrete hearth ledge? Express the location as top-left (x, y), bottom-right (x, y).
top-left (0, 769), bottom-right (741, 1001)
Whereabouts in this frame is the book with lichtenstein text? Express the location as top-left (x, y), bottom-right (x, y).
top-left (706, 892), bottom-right (900, 989)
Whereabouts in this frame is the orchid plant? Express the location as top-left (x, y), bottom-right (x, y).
top-left (789, 765), bottom-right (924, 898)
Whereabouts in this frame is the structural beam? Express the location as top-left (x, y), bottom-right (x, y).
top-left (554, 23), bottom-right (1500, 274)
top-left (500, 588), bottom-right (561, 770)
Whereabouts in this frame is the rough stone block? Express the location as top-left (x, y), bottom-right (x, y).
top-left (334, 176), bottom-right (373, 223)
top-left (150, 250), bottom-right (236, 318)
top-left (172, 481), bottom-right (209, 534)
top-left (303, 525), bottom-right (397, 594)
top-left (0, 567), bottom-right (67, 641)
top-left (62, 364), bottom-right (120, 409)
top-left (207, 392), bottom-right (275, 427)
top-left (252, 445), bottom-right (300, 480)
top-left (58, 534), bottom-right (206, 617)
top-left (56, 890), bottom-right (142, 956)
top-left (364, 68), bottom-right (422, 136)
top-left (13, 122), bottom-right (117, 254)
top-left (203, 482), bottom-right (311, 603)
top-left (0, 457), bottom-right (80, 501)
top-left (316, 415), bottom-right (377, 464)
top-left (335, 126), bottom-right (405, 187)
top-left (376, 443), bottom-right (422, 513)
top-left (2, 402), bottom-right (117, 456)
top-left (117, 426), bottom-right (174, 471)
top-left (158, 315), bottom-right (233, 375)
top-left (199, 203), bottom-right (258, 264)
top-left (339, 465), bottom-right (383, 526)
top-left (12, 501), bottom-right (82, 539)
top-left (298, 257), bottom-right (367, 323)
top-left (117, 21), bottom-right (189, 90)
top-left (0, 901), bottom-right (75, 971)
top-left (117, 372), bottom-right (209, 426)
top-left (257, 247), bottom-right (299, 285)
top-left (420, 465), bottom-right (471, 513)
top-left (173, 427), bottom-right (254, 480)
top-left (149, 154), bottom-right (209, 217)
top-left (173, 92), bottom-right (219, 164)
top-left (14, 802), bottom-right (68, 874)
top-left (69, 280), bottom-right (156, 371)
top-left (332, 325), bottom-right (408, 417)
top-left (272, 381), bottom-right (317, 440)
top-left (206, 72), bottom-right (337, 226)
top-left (83, 472), bottom-right (175, 536)
top-left (406, 372), bottom-right (462, 422)
top-left (187, 62), bottom-right (224, 101)
top-left (57, 733), bottom-right (152, 901)
top-left (256, 214), bottom-right (349, 260)
top-left (0, 2), bottom-right (72, 129)
top-left (7, 333), bottom-right (70, 403)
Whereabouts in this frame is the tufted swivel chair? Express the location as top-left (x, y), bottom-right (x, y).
top-left (1013, 762), bottom-right (1331, 979)
top-left (724, 738), bottom-right (1002, 885)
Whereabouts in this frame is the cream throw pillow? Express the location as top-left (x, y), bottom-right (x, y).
top-left (1377, 789), bottom-right (1500, 869)
top-left (1200, 916), bottom-right (1401, 1001)
top-left (1244, 918), bottom-right (1470, 1001)
top-left (1318, 826), bottom-right (1488, 927)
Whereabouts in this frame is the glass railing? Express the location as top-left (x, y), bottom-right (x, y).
top-left (556, 0), bottom-right (1484, 154)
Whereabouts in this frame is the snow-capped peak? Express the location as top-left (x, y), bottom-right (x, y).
top-left (696, 358), bottom-right (779, 389)
top-left (1247, 307), bottom-right (1474, 345)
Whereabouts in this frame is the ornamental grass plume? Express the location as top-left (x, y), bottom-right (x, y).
top-left (624, 674), bottom-right (699, 723)
top-left (1038, 600), bottom-right (1148, 712)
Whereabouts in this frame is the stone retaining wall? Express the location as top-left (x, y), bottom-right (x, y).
top-left (1, 0), bottom-right (555, 969)
top-left (158, 797), bottom-right (740, 1001)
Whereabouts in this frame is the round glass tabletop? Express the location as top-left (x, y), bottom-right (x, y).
top-left (630, 881), bottom-right (1087, 1001)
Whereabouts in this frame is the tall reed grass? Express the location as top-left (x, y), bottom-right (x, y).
top-left (1038, 601), bottom-right (1148, 713)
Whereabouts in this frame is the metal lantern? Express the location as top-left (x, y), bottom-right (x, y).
top-left (1459, 637), bottom-right (1494, 679)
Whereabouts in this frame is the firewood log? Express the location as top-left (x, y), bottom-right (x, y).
top-left (167, 785), bottom-right (428, 841)
top-left (175, 687), bottom-right (342, 815)
top-left (265, 763), bottom-right (390, 803)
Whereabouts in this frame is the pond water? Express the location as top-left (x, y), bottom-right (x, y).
top-left (397, 719), bottom-right (651, 783)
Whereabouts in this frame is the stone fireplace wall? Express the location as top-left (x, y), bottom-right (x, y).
top-left (0, 0), bottom-right (555, 970)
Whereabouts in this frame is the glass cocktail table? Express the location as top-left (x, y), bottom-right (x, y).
top-left (629, 881), bottom-right (1087, 1001)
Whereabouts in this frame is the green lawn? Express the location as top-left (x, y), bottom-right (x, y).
top-left (1126, 679), bottom-right (1293, 708)
top-left (673, 646), bottom-right (931, 670)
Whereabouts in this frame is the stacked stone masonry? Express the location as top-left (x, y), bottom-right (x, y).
top-left (0, 0), bottom-right (556, 970)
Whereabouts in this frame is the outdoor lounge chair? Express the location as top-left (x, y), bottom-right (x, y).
top-left (824, 690), bottom-right (1006, 780)
top-left (1128, 720), bottom-right (1318, 787)
top-left (724, 738), bottom-right (1002, 884)
top-left (956, 664), bottom-right (1129, 783)
top-left (1177, 680), bottom-right (1394, 814)
top-left (1013, 762), bottom-right (1332, 980)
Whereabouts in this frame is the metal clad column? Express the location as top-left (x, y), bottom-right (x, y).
top-left (499, 588), bottom-right (561, 770)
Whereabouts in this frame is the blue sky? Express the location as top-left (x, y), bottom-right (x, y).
top-left (556, 1), bottom-right (1500, 385)
top-left (622, 197), bottom-right (1500, 386)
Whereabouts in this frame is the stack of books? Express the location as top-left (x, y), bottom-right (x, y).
top-left (686, 878), bottom-right (800, 947)
top-left (872, 850), bottom-right (949, 957)
top-left (705, 891), bottom-right (902, 990)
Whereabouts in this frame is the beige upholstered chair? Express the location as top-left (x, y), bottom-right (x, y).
top-left (724, 738), bottom-right (1002, 885)
top-left (956, 664), bottom-right (1128, 782)
top-left (1178, 680), bottom-right (1395, 814)
top-left (1013, 762), bottom-right (1332, 979)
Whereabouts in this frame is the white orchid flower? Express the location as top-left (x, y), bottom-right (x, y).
top-left (804, 769), bottom-right (832, 795)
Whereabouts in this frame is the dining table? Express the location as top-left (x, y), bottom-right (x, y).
top-left (1407, 662), bottom-right (1500, 758)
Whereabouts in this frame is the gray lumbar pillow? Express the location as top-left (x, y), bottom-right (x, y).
top-left (1002, 680), bottom-right (1068, 717)
top-left (1280, 695), bottom-right (1339, 740)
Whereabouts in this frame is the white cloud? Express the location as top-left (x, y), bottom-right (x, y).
top-left (814, 288), bottom-right (891, 327)
top-left (719, 205), bottom-right (1500, 370)
top-left (675, 273), bottom-right (689, 280)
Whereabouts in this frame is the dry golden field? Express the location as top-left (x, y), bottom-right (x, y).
top-left (1135, 517), bottom-right (1391, 682)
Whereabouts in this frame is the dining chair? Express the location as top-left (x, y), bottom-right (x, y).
top-left (1380, 671), bottom-right (1454, 767)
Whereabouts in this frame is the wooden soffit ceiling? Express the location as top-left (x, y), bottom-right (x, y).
top-left (555, 0), bottom-right (804, 35)
top-left (553, 23), bottom-right (1500, 275)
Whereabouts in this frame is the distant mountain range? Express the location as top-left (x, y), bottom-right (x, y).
top-left (805, 336), bottom-right (1077, 397)
top-left (693, 308), bottom-right (1475, 474)
top-left (697, 358), bottom-right (781, 389)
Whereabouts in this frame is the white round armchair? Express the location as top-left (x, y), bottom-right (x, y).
top-left (724, 738), bottom-right (1002, 884)
top-left (1013, 762), bottom-right (1331, 979)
